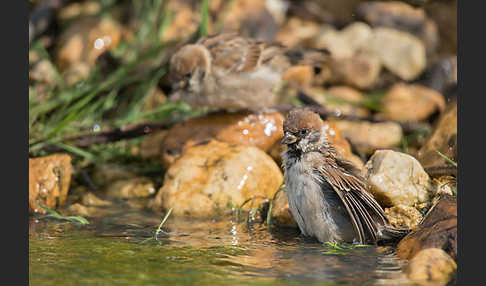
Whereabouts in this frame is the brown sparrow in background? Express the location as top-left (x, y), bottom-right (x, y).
top-left (167, 33), bottom-right (329, 111)
top-left (281, 108), bottom-right (409, 244)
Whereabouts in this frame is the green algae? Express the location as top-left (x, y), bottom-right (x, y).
top-left (29, 216), bottom-right (409, 286)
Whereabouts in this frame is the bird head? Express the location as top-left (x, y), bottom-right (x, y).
top-left (168, 44), bottom-right (211, 94)
top-left (282, 108), bottom-right (327, 153)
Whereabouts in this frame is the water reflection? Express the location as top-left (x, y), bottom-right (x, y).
top-left (30, 205), bottom-right (411, 285)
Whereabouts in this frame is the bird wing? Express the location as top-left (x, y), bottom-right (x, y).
top-left (197, 33), bottom-right (330, 75)
top-left (197, 33), bottom-right (267, 73)
top-left (315, 156), bottom-right (389, 244)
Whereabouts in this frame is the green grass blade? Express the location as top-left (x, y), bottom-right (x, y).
top-left (435, 150), bottom-right (457, 167)
top-left (155, 207), bottom-right (173, 240)
top-left (199, 0), bottom-right (209, 37)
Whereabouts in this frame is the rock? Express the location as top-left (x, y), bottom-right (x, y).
top-left (320, 121), bottom-right (364, 169)
top-left (355, 1), bottom-right (439, 55)
top-left (405, 248), bottom-right (457, 286)
top-left (287, 0), bottom-right (364, 25)
top-left (55, 16), bottom-right (123, 79)
top-left (29, 154), bottom-right (72, 214)
top-left (433, 176), bottom-right (456, 197)
top-left (274, 17), bottom-right (321, 48)
top-left (159, 112), bottom-right (285, 168)
top-left (417, 56), bottom-right (457, 94)
top-left (153, 140), bottom-right (283, 218)
top-left (282, 65), bottom-right (315, 89)
top-left (378, 83), bottom-right (446, 122)
top-left (315, 22), bottom-right (373, 59)
top-left (267, 140), bottom-right (287, 167)
top-left (64, 202), bottom-right (111, 218)
top-left (326, 86), bottom-right (371, 118)
top-left (265, 0), bottom-right (289, 25)
top-left (57, 1), bottom-right (101, 23)
top-left (270, 188), bottom-right (298, 228)
top-left (218, 0), bottom-right (279, 41)
top-left (29, 59), bottom-right (57, 86)
top-left (64, 203), bottom-right (93, 217)
top-left (397, 195), bottom-right (457, 260)
top-left (425, 0), bottom-right (457, 55)
top-left (63, 62), bottom-right (91, 86)
top-left (81, 192), bottom-right (112, 207)
top-left (365, 27), bottom-right (426, 81)
top-left (385, 205), bottom-right (423, 229)
top-left (139, 130), bottom-right (168, 160)
top-left (417, 103), bottom-right (457, 169)
top-left (91, 164), bottom-right (137, 187)
top-left (162, 0), bottom-right (278, 43)
top-left (326, 51), bottom-right (383, 90)
top-left (304, 87), bottom-right (371, 118)
top-left (332, 120), bottom-right (403, 154)
top-left (363, 150), bottom-right (435, 208)
top-left (106, 177), bottom-right (156, 199)
top-left (313, 22), bottom-right (382, 89)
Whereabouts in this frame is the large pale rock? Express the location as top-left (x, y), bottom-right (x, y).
top-left (29, 154), bottom-right (72, 214)
top-left (397, 195), bottom-right (457, 260)
top-left (159, 112), bottom-right (284, 168)
top-left (154, 140), bottom-right (283, 218)
top-left (405, 248), bottom-right (457, 286)
top-left (418, 103), bottom-right (457, 169)
top-left (316, 22), bottom-right (373, 59)
top-left (363, 150), bottom-right (435, 207)
top-left (355, 1), bottom-right (439, 55)
top-left (379, 83), bottom-right (446, 122)
top-left (332, 120), bottom-right (403, 154)
top-left (327, 50), bottom-right (382, 90)
top-left (366, 27), bottom-right (426, 81)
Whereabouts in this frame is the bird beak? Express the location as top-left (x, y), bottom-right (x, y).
top-left (171, 80), bottom-right (187, 91)
top-left (281, 133), bottom-right (297, 145)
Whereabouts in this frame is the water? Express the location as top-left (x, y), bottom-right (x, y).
top-left (29, 206), bottom-right (411, 286)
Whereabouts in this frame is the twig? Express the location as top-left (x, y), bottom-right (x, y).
top-left (38, 120), bottom-right (178, 153)
top-left (424, 165), bottom-right (457, 178)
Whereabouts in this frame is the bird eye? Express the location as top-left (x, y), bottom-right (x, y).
top-left (299, 129), bottom-right (308, 136)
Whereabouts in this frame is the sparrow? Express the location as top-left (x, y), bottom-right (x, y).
top-left (281, 108), bottom-right (409, 244)
top-left (167, 33), bottom-right (329, 111)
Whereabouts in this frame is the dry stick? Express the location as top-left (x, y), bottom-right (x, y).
top-left (424, 165), bottom-right (457, 178)
top-left (39, 120), bottom-right (178, 153)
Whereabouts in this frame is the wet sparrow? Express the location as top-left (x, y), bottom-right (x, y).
top-left (281, 108), bottom-right (409, 244)
top-left (168, 33), bottom-right (329, 111)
